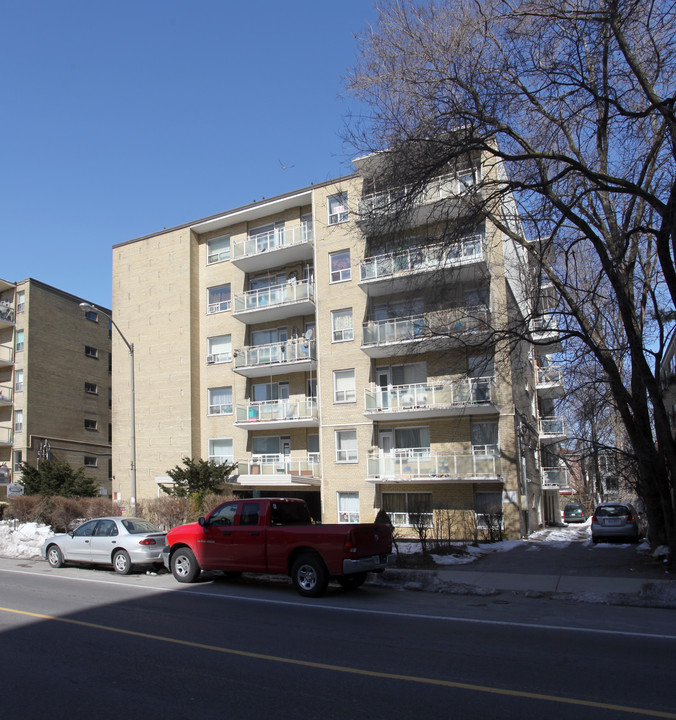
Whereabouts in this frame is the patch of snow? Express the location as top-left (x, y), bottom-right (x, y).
top-left (0, 521), bottom-right (53, 559)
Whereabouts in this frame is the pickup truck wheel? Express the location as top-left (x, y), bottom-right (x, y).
top-left (171, 547), bottom-right (201, 583)
top-left (337, 572), bottom-right (367, 590)
top-left (291, 554), bottom-right (328, 597)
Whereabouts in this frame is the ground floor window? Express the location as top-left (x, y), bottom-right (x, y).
top-left (474, 491), bottom-right (504, 530)
top-left (381, 491), bottom-right (432, 527)
top-left (337, 491), bottom-right (360, 523)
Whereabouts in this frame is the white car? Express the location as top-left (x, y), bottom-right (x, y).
top-left (41, 516), bottom-right (167, 575)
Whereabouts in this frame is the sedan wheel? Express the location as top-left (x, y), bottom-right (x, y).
top-left (113, 550), bottom-right (132, 575)
top-left (46, 545), bottom-right (64, 568)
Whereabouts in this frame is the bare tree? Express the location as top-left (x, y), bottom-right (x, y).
top-left (346, 0), bottom-right (676, 557)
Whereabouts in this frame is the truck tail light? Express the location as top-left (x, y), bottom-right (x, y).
top-left (139, 538), bottom-right (157, 546)
top-left (344, 529), bottom-right (358, 554)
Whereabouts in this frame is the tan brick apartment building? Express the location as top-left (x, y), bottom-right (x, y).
top-left (112, 153), bottom-right (567, 537)
top-left (0, 278), bottom-right (112, 499)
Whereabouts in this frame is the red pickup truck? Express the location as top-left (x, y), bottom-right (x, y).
top-left (162, 498), bottom-right (392, 597)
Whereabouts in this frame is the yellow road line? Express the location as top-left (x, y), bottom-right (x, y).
top-left (1, 605), bottom-right (674, 718)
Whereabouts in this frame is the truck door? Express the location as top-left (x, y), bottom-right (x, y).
top-left (199, 501), bottom-right (239, 569)
top-left (227, 501), bottom-right (267, 572)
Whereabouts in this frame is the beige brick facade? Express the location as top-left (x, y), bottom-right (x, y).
top-left (112, 158), bottom-right (565, 536)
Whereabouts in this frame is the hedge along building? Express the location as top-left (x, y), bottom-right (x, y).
top-left (111, 150), bottom-right (567, 537)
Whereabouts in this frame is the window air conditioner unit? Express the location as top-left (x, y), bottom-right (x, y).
top-left (208, 306), bottom-right (219, 314)
top-left (206, 355), bottom-right (215, 364)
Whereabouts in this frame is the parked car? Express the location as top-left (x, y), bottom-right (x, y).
top-left (563, 502), bottom-right (587, 523)
top-left (591, 502), bottom-right (645, 543)
top-left (41, 517), bottom-right (167, 574)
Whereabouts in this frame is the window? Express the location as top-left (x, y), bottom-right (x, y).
top-left (475, 491), bottom-right (503, 530)
top-left (330, 250), bottom-right (351, 283)
top-left (16, 291), bottom-right (25, 313)
top-left (333, 369), bottom-right (356, 403)
top-left (382, 492), bottom-right (432, 527)
top-left (209, 502), bottom-right (238, 526)
top-left (13, 450), bottom-right (22, 472)
top-left (471, 421), bottom-right (499, 454)
top-left (15, 330), bottom-right (24, 352)
top-left (85, 382), bottom-right (98, 394)
top-left (308, 433), bottom-right (319, 462)
top-left (207, 235), bottom-right (231, 264)
top-left (331, 308), bottom-right (354, 342)
top-left (85, 345), bottom-right (98, 358)
top-left (335, 429), bottom-right (357, 463)
top-left (15, 369), bottom-right (23, 393)
top-left (328, 192), bottom-right (348, 224)
top-left (208, 387), bottom-right (233, 415)
top-left (14, 410), bottom-right (23, 433)
top-left (209, 438), bottom-right (233, 465)
top-left (207, 335), bottom-right (232, 364)
top-left (338, 492), bottom-right (360, 523)
top-left (84, 456), bottom-right (98, 467)
top-left (207, 284), bottom-right (231, 314)
top-left (252, 435), bottom-right (290, 457)
top-left (84, 310), bottom-right (98, 322)
top-left (84, 419), bottom-right (98, 431)
top-left (252, 381), bottom-right (288, 403)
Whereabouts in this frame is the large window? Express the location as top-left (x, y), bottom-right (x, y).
top-left (208, 387), bottom-right (233, 415)
top-left (333, 369), bottom-right (356, 403)
top-left (330, 250), bottom-right (351, 283)
top-left (335, 429), bottom-right (357, 463)
top-left (209, 438), bottom-right (233, 465)
top-left (475, 491), bottom-right (503, 530)
top-left (338, 492), bottom-right (360, 523)
top-left (207, 335), bottom-right (232, 364)
top-left (382, 492), bottom-right (432, 527)
top-left (328, 192), bottom-right (348, 225)
top-left (15, 330), bottom-right (24, 352)
top-left (331, 308), bottom-right (354, 342)
top-left (15, 369), bottom-right (23, 393)
top-left (207, 235), bottom-right (230, 264)
top-left (207, 284), bottom-right (231, 314)
top-left (14, 410), bottom-right (22, 433)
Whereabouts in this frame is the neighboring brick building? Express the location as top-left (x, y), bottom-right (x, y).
top-left (112, 153), bottom-right (567, 537)
top-left (0, 278), bottom-right (112, 499)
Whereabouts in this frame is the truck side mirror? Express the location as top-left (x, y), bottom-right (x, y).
top-left (198, 517), bottom-right (206, 527)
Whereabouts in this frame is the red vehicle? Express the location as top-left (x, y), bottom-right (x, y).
top-left (162, 498), bottom-right (392, 597)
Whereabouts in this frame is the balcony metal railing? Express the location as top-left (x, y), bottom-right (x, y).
top-left (360, 235), bottom-right (484, 282)
top-left (532, 314), bottom-right (559, 333)
top-left (235, 398), bottom-right (318, 424)
top-left (542, 467), bottom-right (569, 487)
top-left (367, 449), bottom-right (500, 479)
top-left (232, 222), bottom-right (313, 261)
top-left (357, 167), bottom-right (479, 217)
top-left (233, 280), bottom-right (314, 315)
top-left (238, 455), bottom-right (320, 477)
top-left (233, 339), bottom-right (316, 370)
top-left (0, 426), bottom-right (13, 444)
top-left (363, 306), bottom-right (490, 346)
top-left (0, 345), bottom-right (14, 364)
top-left (539, 416), bottom-right (566, 438)
top-left (536, 366), bottom-right (563, 386)
top-left (364, 377), bottom-right (495, 412)
top-left (0, 385), bottom-right (13, 403)
top-left (0, 304), bottom-right (14, 324)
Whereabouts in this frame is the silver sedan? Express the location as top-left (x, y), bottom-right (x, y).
top-left (41, 517), bottom-right (167, 575)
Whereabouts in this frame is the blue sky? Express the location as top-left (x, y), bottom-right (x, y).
top-left (0, 1), bottom-right (377, 308)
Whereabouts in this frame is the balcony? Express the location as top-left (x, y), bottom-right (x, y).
top-left (0, 304), bottom-right (14, 327)
top-left (233, 280), bottom-right (315, 323)
top-left (361, 306), bottom-right (491, 358)
top-left (231, 222), bottom-right (314, 273)
top-left (366, 449), bottom-right (501, 483)
top-left (234, 455), bottom-right (321, 487)
top-left (233, 339), bottom-right (316, 378)
top-left (0, 385), bottom-right (13, 404)
top-left (359, 235), bottom-right (486, 296)
top-left (539, 416), bottom-right (567, 444)
top-left (0, 426), bottom-right (12, 446)
top-left (532, 314), bottom-right (562, 353)
top-left (234, 398), bottom-right (319, 430)
top-left (364, 377), bottom-right (497, 420)
top-left (536, 365), bottom-right (564, 398)
top-left (0, 345), bottom-right (13, 366)
top-left (542, 467), bottom-right (570, 489)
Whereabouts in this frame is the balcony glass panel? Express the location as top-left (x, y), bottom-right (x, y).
top-left (540, 417), bottom-right (565, 436)
top-left (234, 340), bottom-right (316, 369)
top-left (367, 451), bottom-right (500, 478)
top-left (233, 280), bottom-right (314, 314)
top-left (239, 455), bottom-right (320, 476)
top-left (235, 398), bottom-right (317, 423)
top-left (232, 222), bottom-right (313, 260)
top-left (542, 467), bottom-right (569, 486)
top-left (364, 377), bottom-right (495, 411)
top-left (0, 385), bottom-right (13, 403)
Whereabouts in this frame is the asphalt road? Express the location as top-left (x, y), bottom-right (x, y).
top-left (1, 557), bottom-right (675, 720)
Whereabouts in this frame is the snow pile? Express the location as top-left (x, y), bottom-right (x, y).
top-left (0, 521), bottom-right (53, 559)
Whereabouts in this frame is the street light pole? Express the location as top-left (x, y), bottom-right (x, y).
top-left (80, 302), bottom-right (136, 516)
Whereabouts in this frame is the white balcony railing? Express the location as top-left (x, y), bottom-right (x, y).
top-left (542, 467), bottom-right (569, 487)
top-left (536, 366), bottom-right (563, 386)
top-left (539, 416), bottom-right (566, 438)
top-left (0, 345), bottom-right (14, 364)
top-left (234, 339), bottom-right (316, 370)
top-left (0, 385), bottom-right (13, 403)
top-left (232, 222), bottom-right (313, 261)
top-left (0, 304), bottom-right (14, 324)
top-left (238, 455), bottom-right (320, 477)
top-left (364, 377), bottom-right (495, 412)
top-left (233, 280), bottom-right (314, 315)
top-left (358, 167), bottom-right (479, 217)
top-left (0, 427), bottom-right (13, 444)
top-left (367, 450), bottom-right (500, 480)
top-left (360, 235), bottom-right (484, 282)
top-left (235, 398), bottom-right (318, 424)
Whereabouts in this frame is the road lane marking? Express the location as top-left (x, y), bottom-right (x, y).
top-left (0, 605), bottom-right (674, 718)
top-left (2, 566), bottom-right (676, 641)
